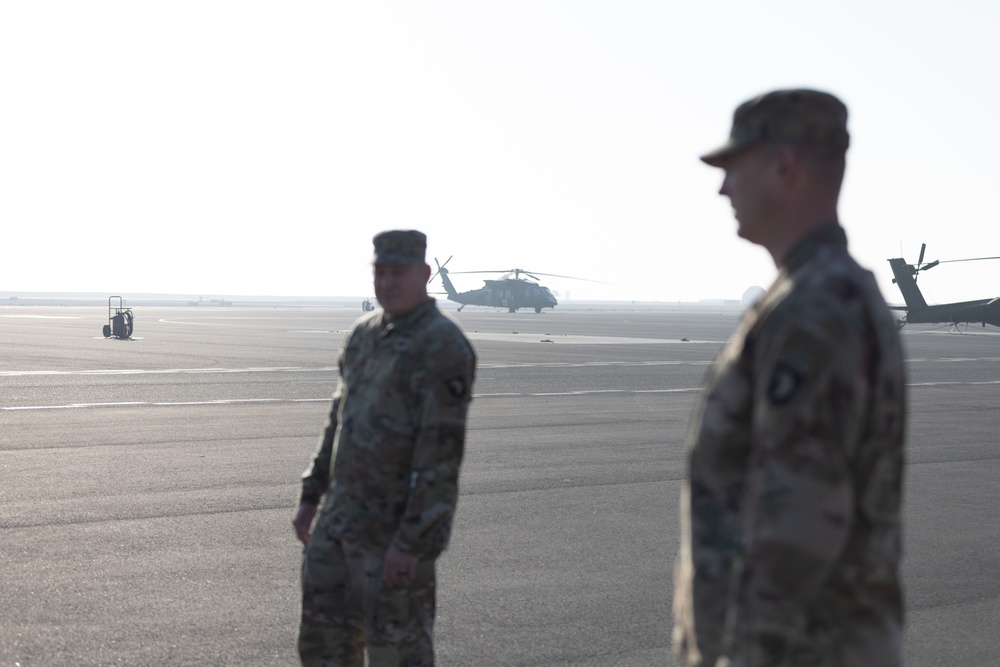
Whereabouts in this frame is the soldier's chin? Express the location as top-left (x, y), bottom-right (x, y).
top-left (379, 298), bottom-right (405, 315)
top-left (735, 219), bottom-right (755, 242)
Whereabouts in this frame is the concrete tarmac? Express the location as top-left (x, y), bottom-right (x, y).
top-left (2, 304), bottom-right (998, 665)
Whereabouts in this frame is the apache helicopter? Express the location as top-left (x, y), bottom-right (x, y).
top-left (429, 257), bottom-right (599, 313)
top-left (888, 243), bottom-right (1000, 329)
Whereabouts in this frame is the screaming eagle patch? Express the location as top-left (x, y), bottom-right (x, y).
top-left (445, 375), bottom-right (469, 400)
top-left (767, 362), bottom-right (803, 405)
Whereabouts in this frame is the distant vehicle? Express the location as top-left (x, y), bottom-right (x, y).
top-left (102, 296), bottom-right (134, 339)
top-left (888, 244), bottom-right (1000, 329)
top-left (430, 257), bottom-right (603, 313)
top-left (362, 298), bottom-right (375, 312)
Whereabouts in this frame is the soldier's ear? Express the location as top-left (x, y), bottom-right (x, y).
top-left (773, 144), bottom-right (802, 188)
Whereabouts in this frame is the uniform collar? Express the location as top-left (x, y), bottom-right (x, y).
top-left (782, 224), bottom-right (847, 273)
top-left (378, 298), bottom-right (437, 337)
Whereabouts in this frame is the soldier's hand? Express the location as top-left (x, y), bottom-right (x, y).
top-left (292, 503), bottom-right (318, 544)
top-left (383, 545), bottom-right (417, 588)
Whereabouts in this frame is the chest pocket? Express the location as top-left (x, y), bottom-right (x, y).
top-left (343, 333), bottom-right (417, 440)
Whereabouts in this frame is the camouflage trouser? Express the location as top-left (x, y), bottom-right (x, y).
top-left (298, 512), bottom-right (436, 667)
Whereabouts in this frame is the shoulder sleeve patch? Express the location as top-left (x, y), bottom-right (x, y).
top-left (767, 362), bottom-right (803, 405)
top-left (445, 375), bottom-right (469, 400)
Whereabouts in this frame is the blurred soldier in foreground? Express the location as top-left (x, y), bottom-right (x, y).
top-left (293, 230), bottom-right (476, 666)
top-left (673, 90), bottom-right (906, 666)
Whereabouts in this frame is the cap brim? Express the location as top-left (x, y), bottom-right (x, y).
top-left (699, 137), bottom-right (760, 167)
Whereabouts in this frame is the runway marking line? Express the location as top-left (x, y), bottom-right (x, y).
top-left (1, 360), bottom-right (713, 378)
top-left (908, 380), bottom-right (1000, 387)
top-left (479, 360), bottom-right (715, 369)
top-left (5, 355), bottom-right (999, 379)
top-left (4, 389), bottom-right (705, 411)
top-left (9, 380), bottom-right (991, 411)
top-left (2, 398), bottom-right (330, 411)
top-left (0, 366), bottom-right (337, 377)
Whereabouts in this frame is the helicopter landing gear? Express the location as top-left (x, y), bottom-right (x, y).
top-left (535, 307), bottom-right (542, 314)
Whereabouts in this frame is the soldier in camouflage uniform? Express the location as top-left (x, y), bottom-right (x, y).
top-left (293, 230), bottom-right (476, 667)
top-left (673, 90), bottom-right (906, 666)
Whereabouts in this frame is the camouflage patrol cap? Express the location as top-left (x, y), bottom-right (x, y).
top-left (700, 89), bottom-right (849, 167)
top-left (372, 229), bottom-right (427, 265)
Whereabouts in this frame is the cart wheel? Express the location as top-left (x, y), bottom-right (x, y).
top-left (102, 324), bottom-right (112, 338)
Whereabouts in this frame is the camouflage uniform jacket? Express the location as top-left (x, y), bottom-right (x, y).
top-left (673, 225), bottom-right (906, 667)
top-left (300, 299), bottom-right (476, 560)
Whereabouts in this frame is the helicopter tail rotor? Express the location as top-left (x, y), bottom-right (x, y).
top-left (430, 256), bottom-right (453, 284)
top-left (912, 243), bottom-right (940, 282)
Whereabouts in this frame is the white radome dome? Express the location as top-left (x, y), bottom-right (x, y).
top-left (741, 286), bottom-right (765, 308)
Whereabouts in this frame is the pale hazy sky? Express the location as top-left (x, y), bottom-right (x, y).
top-left (3, 1), bottom-right (999, 304)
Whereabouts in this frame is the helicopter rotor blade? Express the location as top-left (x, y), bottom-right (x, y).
top-left (937, 256), bottom-right (1000, 264)
top-left (446, 269), bottom-right (515, 275)
top-left (905, 249), bottom-right (1000, 284)
top-left (516, 271), bottom-right (611, 284)
top-left (443, 268), bottom-right (611, 285)
top-left (913, 243), bottom-right (929, 283)
top-left (429, 256), bottom-right (453, 284)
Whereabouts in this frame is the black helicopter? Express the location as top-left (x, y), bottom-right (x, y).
top-left (888, 243), bottom-right (1000, 329)
top-left (430, 257), bottom-right (597, 313)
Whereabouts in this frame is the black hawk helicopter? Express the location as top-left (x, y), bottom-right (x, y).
top-left (888, 243), bottom-right (1000, 329)
top-left (429, 257), bottom-right (600, 313)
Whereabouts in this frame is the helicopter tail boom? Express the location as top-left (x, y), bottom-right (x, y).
top-left (887, 257), bottom-right (928, 310)
top-left (431, 257), bottom-right (461, 300)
